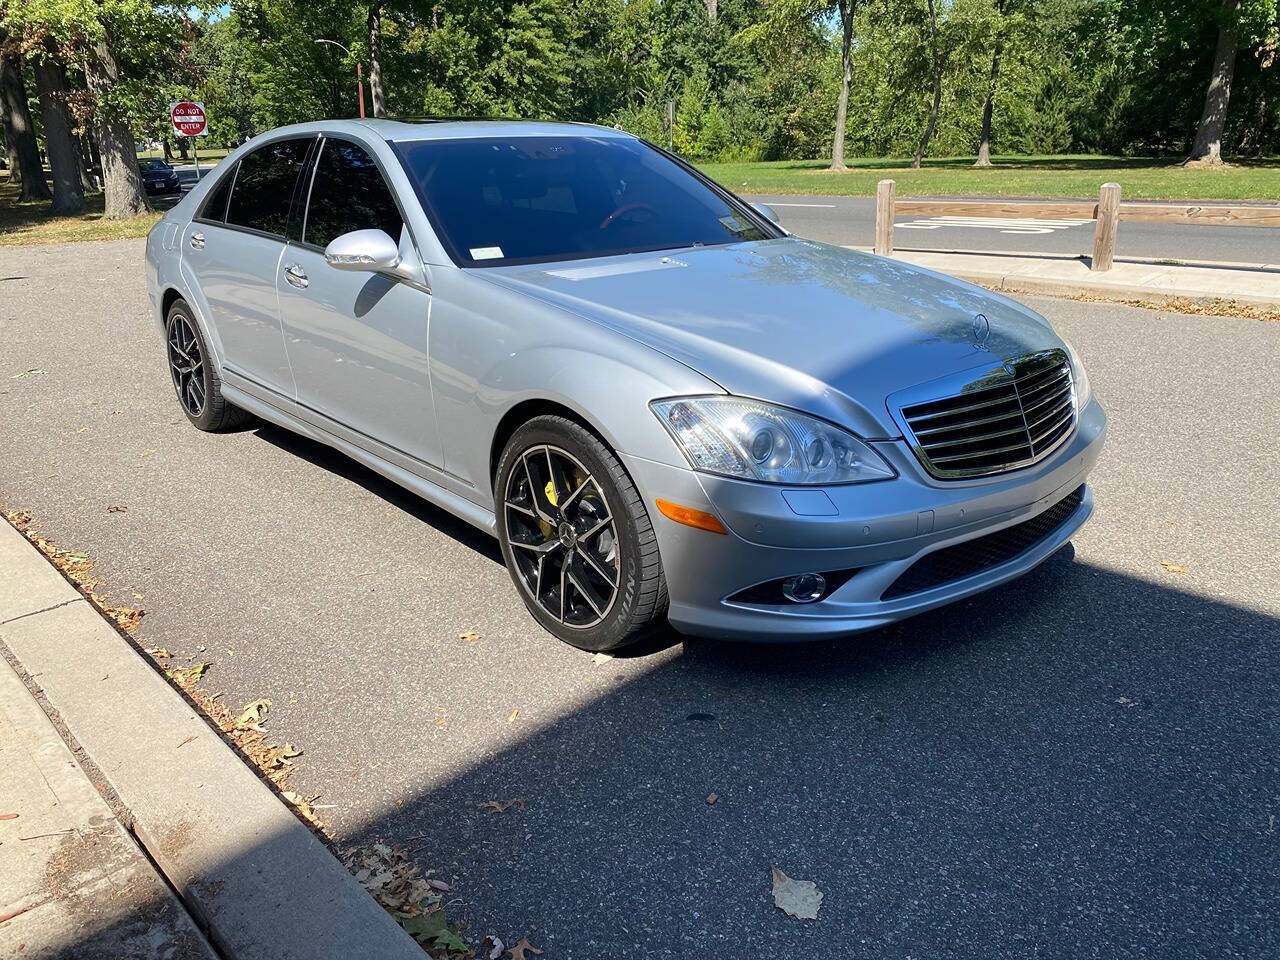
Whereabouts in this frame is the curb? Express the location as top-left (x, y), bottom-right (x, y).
top-left (0, 659), bottom-right (219, 960)
top-left (846, 246), bottom-right (1280, 309)
top-left (0, 521), bottom-right (424, 960)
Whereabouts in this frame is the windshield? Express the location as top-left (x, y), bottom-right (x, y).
top-left (393, 135), bottom-right (777, 267)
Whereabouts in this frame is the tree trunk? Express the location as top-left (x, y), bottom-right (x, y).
top-left (1188, 0), bottom-right (1241, 164)
top-left (830, 0), bottom-right (855, 171)
top-left (84, 38), bottom-right (149, 219)
top-left (0, 45), bottom-right (52, 201)
top-left (705, 0), bottom-right (717, 22)
top-left (31, 53), bottom-right (86, 216)
top-left (975, 0), bottom-right (1004, 167)
top-left (913, 0), bottom-right (943, 169)
top-left (77, 133), bottom-right (97, 191)
top-left (368, 3), bottom-right (387, 118)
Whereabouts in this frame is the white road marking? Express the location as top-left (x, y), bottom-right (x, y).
top-left (766, 202), bottom-right (838, 208)
top-left (897, 216), bottom-right (1090, 235)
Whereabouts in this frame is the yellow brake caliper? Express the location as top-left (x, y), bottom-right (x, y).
top-left (540, 480), bottom-right (558, 539)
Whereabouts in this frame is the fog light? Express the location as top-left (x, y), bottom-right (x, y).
top-left (781, 573), bottom-right (826, 604)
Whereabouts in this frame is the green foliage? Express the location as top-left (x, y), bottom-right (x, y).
top-left (5, 0), bottom-right (1280, 168)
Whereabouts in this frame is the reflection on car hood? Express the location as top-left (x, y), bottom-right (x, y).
top-left (483, 238), bottom-right (1063, 437)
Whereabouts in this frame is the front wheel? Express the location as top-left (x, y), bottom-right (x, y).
top-left (495, 415), bottom-right (668, 651)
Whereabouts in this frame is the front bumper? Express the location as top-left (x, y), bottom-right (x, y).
top-left (623, 396), bottom-right (1106, 641)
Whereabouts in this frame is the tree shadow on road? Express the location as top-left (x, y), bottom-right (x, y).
top-left (338, 547), bottom-right (1278, 959)
top-left (49, 544), bottom-right (1280, 959)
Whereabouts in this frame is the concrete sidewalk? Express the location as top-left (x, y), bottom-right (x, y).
top-left (0, 658), bottom-right (218, 960)
top-left (0, 519), bottom-right (425, 960)
top-left (852, 246), bottom-right (1280, 307)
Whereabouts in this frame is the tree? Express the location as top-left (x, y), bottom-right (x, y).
top-left (1188, 0), bottom-right (1242, 163)
top-left (0, 32), bottom-right (52, 200)
top-left (831, 0), bottom-right (857, 169)
top-left (84, 31), bottom-right (149, 217)
top-left (912, 0), bottom-right (944, 167)
top-left (367, 2), bottom-right (386, 117)
top-left (30, 48), bottom-right (87, 214)
top-left (974, 0), bottom-right (1006, 167)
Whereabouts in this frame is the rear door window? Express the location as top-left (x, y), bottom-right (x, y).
top-left (225, 138), bottom-right (311, 237)
top-left (303, 139), bottom-right (403, 249)
top-left (197, 166), bottom-right (235, 223)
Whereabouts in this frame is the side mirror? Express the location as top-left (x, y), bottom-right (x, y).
top-left (751, 202), bottom-right (781, 225)
top-left (324, 229), bottom-right (401, 272)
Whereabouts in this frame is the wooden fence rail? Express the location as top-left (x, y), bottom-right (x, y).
top-left (873, 179), bottom-right (1280, 272)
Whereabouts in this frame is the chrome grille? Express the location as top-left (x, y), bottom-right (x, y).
top-left (896, 350), bottom-right (1076, 479)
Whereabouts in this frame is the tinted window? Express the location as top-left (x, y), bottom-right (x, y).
top-left (197, 165), bottom-right (235, 222)
top-left (225, 138), bottom-right (310, 236)
top-left (304, 140), bottom-right (403, 249)
top-left (394, 136), bottom-right (775, 267)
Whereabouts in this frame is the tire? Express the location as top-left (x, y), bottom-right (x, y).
top-left (165, 298), bottom-right (249, 431)
top-left (495, 415), bottom-right (668, 652)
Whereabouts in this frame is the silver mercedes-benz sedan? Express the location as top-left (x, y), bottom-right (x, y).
top-left (144, 119), bottom-right (1105, 651)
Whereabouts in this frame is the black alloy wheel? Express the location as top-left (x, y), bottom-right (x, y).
top-left (504, 443), bottom-right (621, 629)
top-left (167, 311), bottom-right (206, 418)
top-left (495, 416), bottom-right (668, 651)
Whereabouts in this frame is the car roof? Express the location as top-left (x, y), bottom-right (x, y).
top-left (252, 117), bottom-right (635, 146)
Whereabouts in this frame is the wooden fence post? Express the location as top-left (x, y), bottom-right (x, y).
top-left (1092, 182), bottom-right (1121, 272)
top-left (875, 179), bottom-right (896, 256)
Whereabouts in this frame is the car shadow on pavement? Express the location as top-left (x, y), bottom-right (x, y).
top-left (47, 549), bottom-right (1278, 959)
top-left (251, 421), bottom-right (504, 565)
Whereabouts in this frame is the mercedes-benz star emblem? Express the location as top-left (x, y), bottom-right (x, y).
top-left (971, 313), bottom-right (991, 349)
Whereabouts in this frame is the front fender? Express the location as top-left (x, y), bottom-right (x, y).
top-left (428, 274), bottom-right (720, 503)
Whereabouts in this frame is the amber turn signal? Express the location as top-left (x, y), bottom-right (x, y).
top-left (655, 499), bottom-right (728, 535)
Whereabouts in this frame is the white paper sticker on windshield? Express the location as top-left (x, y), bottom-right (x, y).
top-left (470, 246), bottom-right (504, 260)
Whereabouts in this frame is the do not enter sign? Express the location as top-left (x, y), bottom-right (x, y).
top-left (170, 101), bottom-right (208, 138)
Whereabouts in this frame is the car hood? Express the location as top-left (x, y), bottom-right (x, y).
top-left (482, 238), bottom-right (1063, 438)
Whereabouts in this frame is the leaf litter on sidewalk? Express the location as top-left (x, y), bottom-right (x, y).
top-left (2, 509), bottom-right (475, 958)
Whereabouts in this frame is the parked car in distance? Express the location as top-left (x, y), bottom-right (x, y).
top-left (138, 157), bottom-right (179, 195)
top-left (144, 119), bottom-right (1106, 651)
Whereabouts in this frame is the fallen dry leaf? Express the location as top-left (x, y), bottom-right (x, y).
top-left (508, 936), bottom-right (542, 960)
top-left (166, 661), bottom-right (211, 685)
top-left (145, 647), bottom-right (171, 658)
top-left (177, 735), bottom-right (197, 748)
top-left (236, 698), bottom-right (271, 731)
top-left (459, 630), bottom-right (480, 643)
top-left (1160, 562), bottom-right (1189, 574)
top-left (507, 708), bottom-right (519, 723)
top-left (705, 793), bottom-right (718, 805)
top-left (771, 865), bottom-right (822, 920)
top-left (476, 798), bottom-right (525, 814)
top-left (0, 812), bottom-right (19, 820)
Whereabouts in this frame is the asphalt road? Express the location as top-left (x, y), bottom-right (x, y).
top-left (2, 240), bottom-right (1278, 959)
top-left (748, 193), bottom-right (1280, 264)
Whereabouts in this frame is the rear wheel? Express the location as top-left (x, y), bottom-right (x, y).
top-left (495, 415), bottom-right (668, 651)
top-left (165, 298), bottom-right (248, 431)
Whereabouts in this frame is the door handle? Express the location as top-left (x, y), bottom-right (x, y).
top-left (283, 263), bottom-right (309, 289)
top-left (189, 232), bottom-right (205, 249)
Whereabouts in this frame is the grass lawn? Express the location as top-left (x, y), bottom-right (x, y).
top-left (137, 145), bottom-right (232, 163)
top-left (0, 180), bottom-right (161, 246)
top-left (698, 154), bottom-right (1280, 202)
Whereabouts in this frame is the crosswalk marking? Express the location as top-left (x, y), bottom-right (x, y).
top-left (897, 216), bottom-right (1090, 235)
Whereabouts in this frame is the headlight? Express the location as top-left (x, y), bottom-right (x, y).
top-left (1060, 338), bottom-right (1092, 409)
top-left (651, 396), bottom-right (895, 485)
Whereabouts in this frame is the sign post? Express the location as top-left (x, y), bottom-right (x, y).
top-left (169, 101), bottom-right (208, 180)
